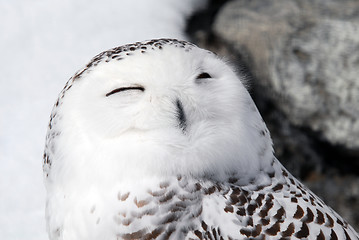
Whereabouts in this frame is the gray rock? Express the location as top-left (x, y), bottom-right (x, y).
top-left (213, 0), bottom-right (359, 151)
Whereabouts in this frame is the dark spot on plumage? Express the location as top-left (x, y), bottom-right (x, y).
top-left (260, 130), bottom-right (265, 136)
top-left (129, 47), bottom-right (136, 51)
top-left (231, 187), bottom-right (240, 195)
top-left (247, 204), bottom-right (257, 216)
top-left (344, 229), bottom-right (352, 240)
top-left (118, 192), bottom-right (130, 201)
top-left (255, 194), bottom-right (265, 206)
top-left (240, 228), bottom-right (251, 237)
top-left (246, 217), bottom-right (254, 226)
top-left (237, 207), bottom-right (246, 216)
top-left (201, 221), bottom-right (208, 231)
top-left (255, 185), bottom-right (266, 191)
top-left (281, 223), bottom-right (294, 237)
top-left (330, 229), bottom-right (339, 240)
top-left (252, 224), bottom-right (262, 237)
top-left (310, 196), bottom-right (316, 206)
top-left (336, 218), bottom-right (344, 226)
top-left (159, 181), bottom-right (170, 189)
top-left (293, 205), bottom-right (304, 219)
top-left (143, 227), bottom-right (164, 240)
top-left (272, 183), bottom-right (284, 191)
top-left (121, 229), bottom-right (146, 240)
top-left (238, 194), bottom-right (247, 206)
top-left (229, 194), bottom-right (239, 205)
top-left (159, 190), bottom-right (176, 203)
top-left (194, 230), bottom-right (202, 239)
top-left (259, 199), bottom-right (274, 218)
top-left (148, 189), bottom-right (165, 197)
top-left (133, 197), bottom-right (149, 208)
top-left (316, 209), bottom-right (325, 224)
top-left (289, 178), bottom-right (295, 185)
top-left (212, 228), bottom-right (218, 240)
top-left (317, 230), bottom-right (325, 240)
top-left (274, 207), bottom-right (286, 220)
top-left (282, 169), bottom-right (289, 177)
top-left (162, 227), bottom-right (175, 239)
top-left (161, 213), bottom-right (180, 224)
top-left (265, 221), bottom-right (281, 236)
top-left (249, 177), bottom-right (256, 184)
top-left (303, 207), bottom-right (314, 223)
top-left (295, 222), bottom-right (309, 238)
top-left (224, 205), bottom-right (234, 213)
top-left (326, 213), bottom-right (335, 228)
top-left (205, 186), bottom-right (216, 195)
top-left (228, 177), bottom-right (238, 184)
top-left (194, 183), bottom-right (202, 191)
top-left (291, 197), bottom-right (298, 203)
top-left (295, 193), bottom-right (302, 198)
top-left (192, 206), bottom-right (203, 218)
top-left (260, 218), bottom-right (270, 226)
top-left (268, 172), bottom-right (275, 178)
top-left (121, 218), bottom-right (133, 226)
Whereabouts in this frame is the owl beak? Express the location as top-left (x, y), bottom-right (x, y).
top-left (176, 99), bottom-right (187, 132)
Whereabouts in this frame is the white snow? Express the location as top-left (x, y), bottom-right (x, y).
top-left (0, 0), bottom-right (205, 238)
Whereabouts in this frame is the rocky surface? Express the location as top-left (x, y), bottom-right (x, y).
top-left (187, 0), bottom-right (359, 231)
top-left (213, 0), bottom-right (359, 152)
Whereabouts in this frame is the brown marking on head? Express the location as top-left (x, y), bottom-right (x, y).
top-left (147, 189), bottom-right (166, 197)
top-left (133, 197), bottom-right (150, 208)
top-left (159, 190), bottom-right (176, 203)
top-left (118, 192), bottom-right (130, 201)
top-left (122, 218), bottom-right (133, 226)
top-left (159, 181), bottom-right (170, 189)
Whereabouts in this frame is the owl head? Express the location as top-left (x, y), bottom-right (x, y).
top-left (44, 39), bottom-right (273, 184)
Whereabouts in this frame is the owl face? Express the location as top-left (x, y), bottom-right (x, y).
top-left (49, 39), bottom-right (271, 181)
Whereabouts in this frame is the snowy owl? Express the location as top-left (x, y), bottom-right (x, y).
top-left (43, 39), bottom-right (359, 240)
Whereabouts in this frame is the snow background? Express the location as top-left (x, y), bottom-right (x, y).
top-left (0, 1), bottom-right (205, 239)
